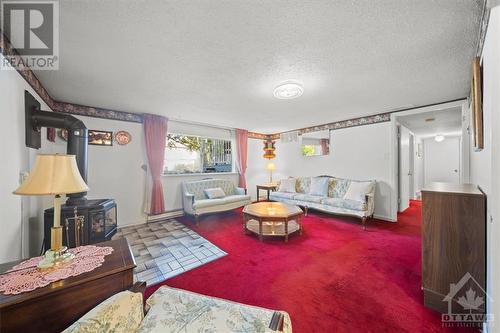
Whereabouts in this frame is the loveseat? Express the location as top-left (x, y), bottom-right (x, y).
top-left (270, 176), bottom-right (375, 228)
top-left (64, 284), bottom-right (292, 333)
top-left (182, 178), bottom-right (251, 224)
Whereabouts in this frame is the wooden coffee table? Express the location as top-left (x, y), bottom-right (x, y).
top-left (243, 202), bottom-right (303, 242)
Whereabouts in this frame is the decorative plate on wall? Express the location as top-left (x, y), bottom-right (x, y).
top-left (115, 131), bottom-right (132, 145)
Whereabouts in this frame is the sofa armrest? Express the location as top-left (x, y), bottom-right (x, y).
top-left (182, 192), bottom-right (196, 214)
top-left (62, 290), bottom-right (144, 333)
top-left (130, 281), bottom-right (147, 308)
top-left (235, 187), bottom-right (247, 195)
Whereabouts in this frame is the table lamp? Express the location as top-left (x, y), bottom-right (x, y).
top-left (266, 162), bottom-right (276, 184)
top-left (14, 154), bottom-right (89, 269)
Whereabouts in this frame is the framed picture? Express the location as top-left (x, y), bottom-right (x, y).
top-left (88, 130), bottom-right (113, 146)
top-left (471, 57), bottom-right (483, 151)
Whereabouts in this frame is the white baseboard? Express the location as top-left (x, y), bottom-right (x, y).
top-left (147, 209), bottom-right (185, 222)
top-left (374, 214), bottom-right (397, 222)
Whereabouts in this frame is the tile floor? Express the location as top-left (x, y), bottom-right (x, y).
top-left (113, 219), bottom-right (227, 286)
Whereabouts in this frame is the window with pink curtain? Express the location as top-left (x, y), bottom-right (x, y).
top-left (143, 114), bottom-right (168, 215)
top-left (235, 129), bottom-right (248, 188)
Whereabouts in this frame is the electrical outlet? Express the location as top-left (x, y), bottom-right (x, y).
top-left (19, 171), bottom-right (29, 184)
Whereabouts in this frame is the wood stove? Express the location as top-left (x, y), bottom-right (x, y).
top-left (44, 199), bottom-right (117, 250)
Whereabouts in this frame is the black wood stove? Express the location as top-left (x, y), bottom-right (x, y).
top-left (44, 199), bottom-right (117, 250)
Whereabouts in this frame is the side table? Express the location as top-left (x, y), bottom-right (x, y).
top-left (256, 183), bottom-right (278, 202)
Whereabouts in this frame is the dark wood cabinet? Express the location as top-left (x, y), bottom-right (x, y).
top-left (421, 182), bottom-right (486, 314)
top-left (0, 238), bottom-right (135, 333)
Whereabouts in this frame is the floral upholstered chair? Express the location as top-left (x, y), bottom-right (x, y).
top-left (64, 284), bottom-right (292, 333)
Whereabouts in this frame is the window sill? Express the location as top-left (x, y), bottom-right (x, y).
top-left (162, 172), bottom-right (238, 178)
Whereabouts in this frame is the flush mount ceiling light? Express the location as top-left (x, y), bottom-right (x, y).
top-left (435, 135), bottom-right (445, 142)
top-left (273, 80), bottom-right (304, 99)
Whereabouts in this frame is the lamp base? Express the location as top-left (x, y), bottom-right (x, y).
top-left (37, 247), bottom-right (75, 270)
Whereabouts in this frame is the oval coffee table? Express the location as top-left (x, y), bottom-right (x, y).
top-left (242, 202), bottom-right (303, 242)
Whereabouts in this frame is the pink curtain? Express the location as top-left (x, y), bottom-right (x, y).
top-left (320, 139), bottom-right (329, 155)
top-left (236, 129), bottom-right (248, 188)
top-left (143, 114), bottom-right (168, 215)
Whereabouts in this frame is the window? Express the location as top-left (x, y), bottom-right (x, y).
top-left (164, 134), bottom-right (233, 174)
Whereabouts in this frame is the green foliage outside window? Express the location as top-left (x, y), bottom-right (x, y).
top-left (302, 145), bottom-right (316, 156)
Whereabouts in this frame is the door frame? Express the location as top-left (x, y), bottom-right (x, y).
top-left (398, 124), bottom-right (412, 212)
top-left (389, 100), bottom-right (468, 221)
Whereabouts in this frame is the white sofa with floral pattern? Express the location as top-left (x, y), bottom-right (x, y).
top-left (270, 176), bottom-right (375, 228)
top-left (64, 285), bottom-right (292, 333)
top-left (182, 179), bottom-right (251, 224)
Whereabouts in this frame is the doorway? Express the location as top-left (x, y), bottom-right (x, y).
top-left (396, 106), bottom-right (464, 212)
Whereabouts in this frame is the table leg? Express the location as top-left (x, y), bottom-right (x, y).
top-left (259, 220), bottom-right (263, 241)
top-left (299, 216), bottom-right (303, 235)
top-left (285, 220), bottom-right (289, 242)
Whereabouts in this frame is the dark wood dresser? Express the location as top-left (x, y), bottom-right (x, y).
top-left (421, 182), bottom-right (486, 314)
top-left (0, 238), bottom-right (135, 333)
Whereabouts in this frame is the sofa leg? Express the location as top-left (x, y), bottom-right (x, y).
top-left (195, 215), bottom-right (200, 226)
top-left (361, 216), bottom-right (367, 230)
top-left (304, 206), bottom-right (308, 216)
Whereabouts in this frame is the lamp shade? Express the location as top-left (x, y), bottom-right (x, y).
top-left (266, 162), bottom-right (276, 171)
top-left (14, 154), bottom-right (89, 196)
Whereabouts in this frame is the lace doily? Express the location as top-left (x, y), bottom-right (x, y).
top-left (0, 245), bottom-right (113, 295)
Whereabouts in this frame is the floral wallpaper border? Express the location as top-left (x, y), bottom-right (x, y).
top-left (299, 113), bottom-right (391, 134)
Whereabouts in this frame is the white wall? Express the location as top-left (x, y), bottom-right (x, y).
top-left (246, 122), bottom-right (395, 221)
top-left (470, 6), bottom-right (500, 332)
top-left (0, 54), bottom-right (53, 262)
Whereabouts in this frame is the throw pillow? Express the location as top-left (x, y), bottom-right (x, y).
top-left (327, 178), bottom-right (337, 197)
top-left (343, 181), bottom-right (374, 202)
top-left (278, 178), bottom-right (297, 193)
top-left (204, 187), bottom-right (226, 199)
top-left (309, 177), bottom-right (329, 196)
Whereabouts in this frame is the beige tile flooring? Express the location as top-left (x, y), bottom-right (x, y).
top-left (113, 219), bottom-right (226, 286)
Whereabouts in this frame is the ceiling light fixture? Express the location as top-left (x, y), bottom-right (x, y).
top-left (273, 80), bottom-right (304, 99)
top-left (435, 135), bottom-right (445, 142)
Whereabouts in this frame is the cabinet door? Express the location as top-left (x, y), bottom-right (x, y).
top-left (422, 191), bottom-right (485, 313)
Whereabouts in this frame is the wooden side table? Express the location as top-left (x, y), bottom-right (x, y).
top-left (0, 238), bottom-right (135, 333)
top-left (256, 183), bottom-right (278, 202)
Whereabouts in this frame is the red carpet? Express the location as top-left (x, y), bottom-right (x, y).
top-left (146, 201), bottom-right (475, 333)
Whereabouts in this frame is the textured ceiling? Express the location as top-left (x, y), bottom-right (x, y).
top-left (34, 0), bottom-right (483, 133)
top-left (398, 107), bottom-right (463, 137)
